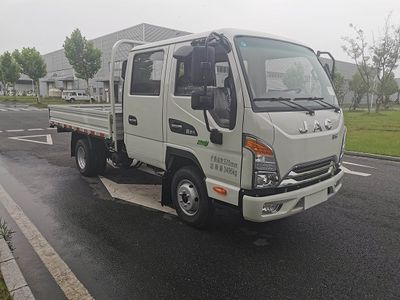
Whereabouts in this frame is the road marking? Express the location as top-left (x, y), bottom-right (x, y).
top-left (8, 134), bottom-right (53, 145)
top-left (342, 161), bottom-right (376, 169)
top-left (0, 184), bottom-right (93, 300)
top-left (341, 166), bottom-right (371, 177)
top-left (0, 109), bottom-right (6, 112)
top-left (5, 129), bottom-right (24, 132)
top-left (99, 176), bottom-right (176, 215)
top-left (27, 128), bottom-right (44, 131)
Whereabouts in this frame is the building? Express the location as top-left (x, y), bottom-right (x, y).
top-left (39, 23), bottom-right (190, 101)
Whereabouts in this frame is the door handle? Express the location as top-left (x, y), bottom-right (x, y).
top-left (170, 122), bottom-right (183, 129)
top-left (128, 115), bottom-right (137, 125)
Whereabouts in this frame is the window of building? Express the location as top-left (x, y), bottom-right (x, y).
top-left (130, 50), bottom-right (164, 96)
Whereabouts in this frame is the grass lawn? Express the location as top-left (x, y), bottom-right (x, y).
top-left (0, 96), bottom-right (105, 108)
top-left (0, 95), bottom-right (63, 108)
top-left (0, 272), bottom-right (11, 300)
top-left (344, 108), bottom-right (400, 157)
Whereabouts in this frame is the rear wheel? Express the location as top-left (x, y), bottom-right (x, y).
top-left (171, 166), bottom-right (213, 228)
top-left (75, 138), bottom-right (106, 176)
top-left (75, 139), bottom-right (96, 176)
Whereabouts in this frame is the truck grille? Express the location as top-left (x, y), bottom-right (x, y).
top-left (280, 157), bottom-right (337, 187)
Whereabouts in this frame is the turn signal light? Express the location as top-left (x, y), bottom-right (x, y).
top-left (213, 186), bottom-right (227, 196)
top-left (245, 137), bottom-right (273, 156)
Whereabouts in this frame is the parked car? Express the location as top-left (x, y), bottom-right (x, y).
top-left (62, 90), bottom-right (94, 102)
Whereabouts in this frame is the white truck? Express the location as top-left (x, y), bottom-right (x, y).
top-left (49, 29), bottom-right (346, 227)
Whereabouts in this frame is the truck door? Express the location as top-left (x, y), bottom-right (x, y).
top-left (166, 42), bottom-right (244, 206)
top-left (124, 46), bottom-right (169, 169)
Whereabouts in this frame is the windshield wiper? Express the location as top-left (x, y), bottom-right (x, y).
top-left (294, 97), bottom-right (341, 113)
top-left (254, 97), bottom-right (315, 115)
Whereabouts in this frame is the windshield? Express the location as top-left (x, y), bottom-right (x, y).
top-left (235, 36), bottom-right (338, 112)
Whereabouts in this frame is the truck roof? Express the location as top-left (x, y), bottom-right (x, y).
top-left (130, 28), bottom-right (311, 52)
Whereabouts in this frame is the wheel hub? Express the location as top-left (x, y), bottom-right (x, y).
top-left (177, 179), bottom-right (199, 216)
top-left (77, 146), bottom-right (86, 170)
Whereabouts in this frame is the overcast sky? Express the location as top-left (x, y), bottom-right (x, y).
top-left (1, 0), bottom-right (399, 64)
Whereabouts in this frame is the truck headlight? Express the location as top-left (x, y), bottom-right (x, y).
top-left (339, 127), bottom-right (347, 165)
top-left (244, 135), bottom-right (279, 188)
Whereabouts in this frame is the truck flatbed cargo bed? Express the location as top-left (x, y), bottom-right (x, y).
top-left (49, 104), bottom-right (123, 140)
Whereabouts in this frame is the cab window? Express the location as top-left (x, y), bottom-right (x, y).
top-left (131, 50), bottom-right (164, 96)
top-left (174, 51), bottom-right (236, 130)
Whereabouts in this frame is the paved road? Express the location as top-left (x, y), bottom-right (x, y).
top-left (0, 109), bottom-right (399, 299)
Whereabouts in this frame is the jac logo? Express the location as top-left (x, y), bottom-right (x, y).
top-left (299, 119), bottom-right (332, 134)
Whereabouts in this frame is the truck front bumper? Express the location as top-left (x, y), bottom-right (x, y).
top-left (242, 170), bottom-right (344, 222)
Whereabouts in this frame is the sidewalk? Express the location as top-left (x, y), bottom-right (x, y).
top-left (0, 238), bottom-right (35, 299)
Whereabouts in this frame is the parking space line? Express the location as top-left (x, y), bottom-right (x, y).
top-left (343, 161), bottom-right (376, 169)
top-left (0, 184), bottom-right (93, 300)
top-left (341, 166), bottom-right (371, 177)
top-left (0, 128), bottom-right (57, 134)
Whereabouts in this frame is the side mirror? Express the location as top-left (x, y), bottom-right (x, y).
top-left (191, 46), bottom-right (216, 86)
top-left (191, 91), bottom-right (214, 110)
top-left (324, 63), bottom-right (334, 80)
top-left (317, 51), bottom-right (336, 80)
top-left (121, 60), bottom-right (127, 80)
top-left (173, 45), bottom-right (193, 60)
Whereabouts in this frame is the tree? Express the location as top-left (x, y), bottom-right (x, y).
top-left (332, 72), bottom-right (348, 106)
top-left (348, 72), bottom-right (369, 111)
top-left (63, 29), bottom-right (101, 103)
top-left (0, 52), bottom-right (20, 97)
top-left (376, 72), bottom-right (398, 108)
top-left (13, 48), bottom-right (47, 103)
top-left (371, 16), bottom-right (400, 112)
top-left (283, 63), bottom-right (305, 91)
top-left (342, 24), bottom-right (376, 112)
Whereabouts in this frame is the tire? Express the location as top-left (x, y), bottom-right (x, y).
top-left (70, 98), bottom-right (75, 103)
top-left (75, 138), bottom-right (96, 176)
top-left (171, 166), bottom-right (213, 228)
top-left (93, 139), bottom-right (107, 174)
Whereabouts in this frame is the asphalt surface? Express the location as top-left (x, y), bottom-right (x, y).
top-left (0, 107), bottom-right (399, 299)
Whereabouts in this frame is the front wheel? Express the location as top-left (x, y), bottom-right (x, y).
top-left (171, 166), bottom-right (213, 228)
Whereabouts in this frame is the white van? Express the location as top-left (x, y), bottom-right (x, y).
top-left (50, 29), bottom-right (346, 227)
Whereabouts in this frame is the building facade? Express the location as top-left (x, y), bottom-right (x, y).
top-left (40, 23), bottom-right (190, 101)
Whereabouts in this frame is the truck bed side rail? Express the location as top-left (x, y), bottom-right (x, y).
top-left (109, 39), bottom-right (146, 151)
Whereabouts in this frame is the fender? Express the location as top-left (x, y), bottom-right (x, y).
top-left (161, 147), bottom-right (206, 207)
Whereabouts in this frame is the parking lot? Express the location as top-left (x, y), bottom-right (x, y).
top-left (0, 108), bottom-right (399, 299)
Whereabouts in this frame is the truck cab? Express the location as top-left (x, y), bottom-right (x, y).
top-left (50, 29), bottom-right (345, 228)
top-left (122, 29), bottom-right (345, 226)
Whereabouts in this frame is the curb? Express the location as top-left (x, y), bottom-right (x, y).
top-left (345, 151), bottom-right (400, 163)
top-left (0, 238), bottom-right (35, 300)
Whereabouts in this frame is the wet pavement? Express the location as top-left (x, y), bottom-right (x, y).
top-left (0, 110), bottom-right (399, 299)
